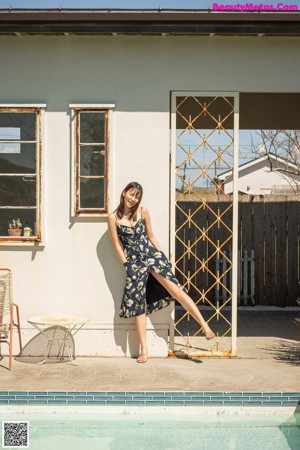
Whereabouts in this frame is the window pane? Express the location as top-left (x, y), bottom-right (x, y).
top-left (0, 175), bottom-right (36, 206)
top-left (79, 145), bottom-right (105, 176)
top-left (0, 143), bottom-right (36, 174)
top-left (0, 127), bottom-right (20, 140)
top-left (0, 208), bottom-right (37, 237)
top-left (80, 178), bottom-right (104, 209)
top-left (0, 113), bottom-right (36, 141)
top-left (0, 143), bottom-right (21, 154)
top-left (80, 112), bottom-right (105, 143)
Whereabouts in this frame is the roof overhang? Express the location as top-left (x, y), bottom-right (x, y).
top-left (0, 9), bottom-right (300, 36)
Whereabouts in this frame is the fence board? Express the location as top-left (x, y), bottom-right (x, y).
top-left (240, 202), bottom-right (253, 254)
top-left (175, 205), bottom-right (186, 289)
top-left (187, 203), bottom-right (200, 302)
top-left (193, 203), bottom-right (209, 303)
top-left (287, 201), bottom-right (300, 306)
top-left (275, 199), bottom-right (288, 306)
top-left (263, 201), bottom-right (277, 305)
top-left (252, 199), bottom-right (265, 305)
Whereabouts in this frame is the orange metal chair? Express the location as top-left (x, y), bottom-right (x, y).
top-left (0, 268), bottom-right (22, 370)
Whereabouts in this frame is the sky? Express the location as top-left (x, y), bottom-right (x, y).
top-left (0, 0), bottom-right (300, 9)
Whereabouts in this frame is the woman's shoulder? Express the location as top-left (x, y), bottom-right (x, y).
top-left (139, 206), bottom-right (149, 218)
top-left (108, 211), bottom-right (117, 223)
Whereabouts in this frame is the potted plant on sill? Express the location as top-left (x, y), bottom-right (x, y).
top-left (8, 218), bottom-right (22, 237)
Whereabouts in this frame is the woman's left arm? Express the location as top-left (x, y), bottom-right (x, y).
top-left (143, 207), bottom-right (162, 251)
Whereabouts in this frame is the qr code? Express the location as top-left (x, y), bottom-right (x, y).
top-left (2, 421), bottom-right (29, 448)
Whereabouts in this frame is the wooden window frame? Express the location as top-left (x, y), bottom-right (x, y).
top-left (0, 105), bottom-right (45, 244)
top-left (70, 104), bottom-right (114, 216)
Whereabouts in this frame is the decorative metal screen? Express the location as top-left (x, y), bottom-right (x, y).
top-left (170, 94), bottom-right (239, 357)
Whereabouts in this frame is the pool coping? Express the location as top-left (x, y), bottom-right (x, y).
top-left (0, 405), bottom-right (298, 415)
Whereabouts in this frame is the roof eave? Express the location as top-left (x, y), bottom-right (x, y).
top-left (0, 9), bottom-right (300, 36)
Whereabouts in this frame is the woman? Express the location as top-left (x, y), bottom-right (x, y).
top-left (108, 181), bottom-right (215, 363)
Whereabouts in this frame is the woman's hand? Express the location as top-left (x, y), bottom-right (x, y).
top-left (154, 250), bottom-right (173, 271)
top-left (123, 261), bottom-right (136, 278)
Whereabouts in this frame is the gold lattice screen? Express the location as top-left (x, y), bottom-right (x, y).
top-left (170, 94), bottom-right (238, 357)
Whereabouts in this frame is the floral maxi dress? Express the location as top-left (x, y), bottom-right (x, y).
top-left (117, 217), bottom-right (188, 318)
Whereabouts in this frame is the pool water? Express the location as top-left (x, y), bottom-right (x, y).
top-left (1, 414), bottom-right (299, 450)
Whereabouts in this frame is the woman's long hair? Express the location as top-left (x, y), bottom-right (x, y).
top-left (115, 181), bottom-right (143, 220)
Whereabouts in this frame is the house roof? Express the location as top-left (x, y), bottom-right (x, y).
top-left (0, 8), bottom-right (300, 36)
top-left (218, 153), bottom-right (299, 180)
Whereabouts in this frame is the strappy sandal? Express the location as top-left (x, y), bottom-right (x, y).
top-left (137, 353), bottom-right (148, 363)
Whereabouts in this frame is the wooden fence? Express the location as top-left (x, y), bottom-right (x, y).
top-left (175, 195), bottom-right (300, 307)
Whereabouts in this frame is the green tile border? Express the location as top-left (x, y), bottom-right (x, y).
top-left (0, 391), bottom-right (298, 407)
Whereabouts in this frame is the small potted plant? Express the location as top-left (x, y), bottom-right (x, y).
top-left (8, 218), bottom-right (22, 237)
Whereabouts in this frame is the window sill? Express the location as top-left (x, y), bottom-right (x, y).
top-left (73, 212), bottom-right (109, 218)
top-left (0, 238), bottom-right (44, 247)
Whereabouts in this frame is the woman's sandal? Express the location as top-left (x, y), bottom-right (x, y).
top-left (137, 353), bottom-right (148, 363)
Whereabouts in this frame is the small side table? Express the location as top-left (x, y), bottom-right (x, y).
top-left (27, 315), bottom-right (90, 365)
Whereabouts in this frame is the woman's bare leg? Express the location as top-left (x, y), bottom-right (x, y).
top-left (135, 313), bottom-right (148, 362)
top-left (150, 271), bottom-right (215, 338)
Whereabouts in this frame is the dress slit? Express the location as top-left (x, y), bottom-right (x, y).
top-left (145, 271), bottom-right (170, 305)
top-left (117, 214), bottom-right (188, 318)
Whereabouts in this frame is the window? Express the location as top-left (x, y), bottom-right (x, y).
top-left (72, 106), bottom-right (113, 215)
top-left (0, 107), bottom-right (44, 242)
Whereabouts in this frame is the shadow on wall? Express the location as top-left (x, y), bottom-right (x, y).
top-left (96, 230), bottom-right (146, 357)
top-left (96, 230), bottom-right (129, 355)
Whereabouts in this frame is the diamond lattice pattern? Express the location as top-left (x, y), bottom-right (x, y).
top-left (174, 96), bottom-right (235, 356)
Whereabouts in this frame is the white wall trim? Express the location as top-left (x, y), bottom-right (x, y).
top-left (69, 103), bottom-right (115, 109)
top-left (0, 104), bottom-right (47, 108)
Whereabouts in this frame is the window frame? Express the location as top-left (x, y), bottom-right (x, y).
top-left (0, 105), bottom-right (45, 244)
top-left (70, 104), bottom-right (114, 216)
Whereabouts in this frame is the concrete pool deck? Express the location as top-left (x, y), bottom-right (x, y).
top-left (0, 310), bottom-right (299, 392)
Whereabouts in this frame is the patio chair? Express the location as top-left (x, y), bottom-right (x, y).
top-left (0, 268), bottom-right (22, 370)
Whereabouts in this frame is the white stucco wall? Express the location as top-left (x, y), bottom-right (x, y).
top-left (1, 34), bottom-right (300, 356)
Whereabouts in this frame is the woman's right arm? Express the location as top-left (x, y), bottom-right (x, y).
top-left (107, 214), bottom-right (127, 264)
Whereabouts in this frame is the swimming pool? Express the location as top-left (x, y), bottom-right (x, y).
top-left (1, 413), bottom-right (299, 450)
